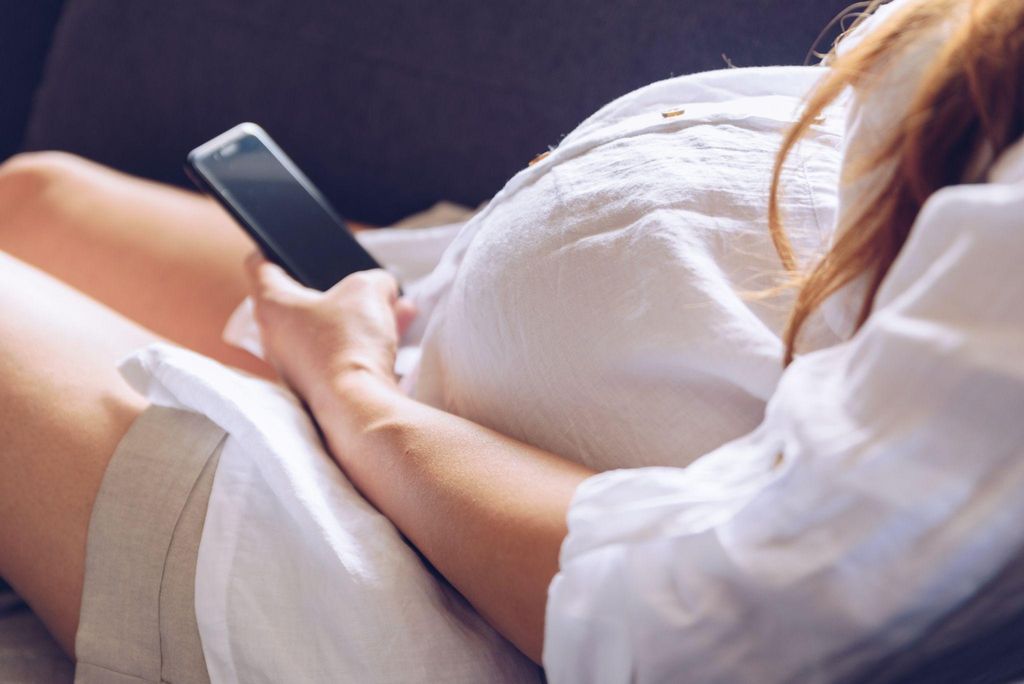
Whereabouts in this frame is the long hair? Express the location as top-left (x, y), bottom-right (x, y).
top-left (770, 0), bottom-right (1024, 365)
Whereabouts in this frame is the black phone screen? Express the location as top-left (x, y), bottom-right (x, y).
top-left (189, 126), bottom-right (380, 291)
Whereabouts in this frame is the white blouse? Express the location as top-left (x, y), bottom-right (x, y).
top-left (543, 4), bottom-right (1024, 683)
top-left (543, 151), bottom-right (1024, 682)
top-left (406, 67), bottom-right (846, 472)
top-left (114, 1), bottom-right (1024, 681)
top-left (140, 64), bottom-right (845, 683)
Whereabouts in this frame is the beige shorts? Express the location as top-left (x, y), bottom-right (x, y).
top-left (74, 405), bottom-right (225, 684)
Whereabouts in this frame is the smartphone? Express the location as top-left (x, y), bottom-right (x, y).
top-left (186, 122), bottom-right (381, 291)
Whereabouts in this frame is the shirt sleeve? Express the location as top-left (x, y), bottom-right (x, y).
top-left (543, 178), bottom-right (1024, 683)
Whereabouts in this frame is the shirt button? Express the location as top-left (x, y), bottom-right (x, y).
top-left (529, 150), bottom-right (552, 166)
top-left (661, 107), bottom-right (686, 119)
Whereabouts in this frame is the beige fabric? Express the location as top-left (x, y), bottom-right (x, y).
top-left (75, 405), bottom-right (226, 684)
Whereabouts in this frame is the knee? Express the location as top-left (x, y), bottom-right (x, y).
top-left (0, 152), bottom-right (96, 234)
top-left (0, 150), bottom-right (80, 194)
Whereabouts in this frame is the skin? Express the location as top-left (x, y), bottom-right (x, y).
top-left (0, 152), bottom-right (593, 663)
top-left (0, 250), bottom-right (152, 654)
top-left (245, 257), bottom-right (594, 660)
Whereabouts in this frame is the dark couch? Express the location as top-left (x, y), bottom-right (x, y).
top-left (3, 1), bottom-right (1023, 682)
top-left (4, 0), bottom-right (853, 224)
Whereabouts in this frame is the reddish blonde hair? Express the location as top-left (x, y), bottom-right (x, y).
top-left (770, 0), bottom-right (1024, 364)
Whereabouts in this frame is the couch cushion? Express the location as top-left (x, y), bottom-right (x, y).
top-left (0, 0), bottom-right (65, 160)
top-left (24, 0), bottom-right (848, 224)
top-left (0, 581), bottom-right (73, 684)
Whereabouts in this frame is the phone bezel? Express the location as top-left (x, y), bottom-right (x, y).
top-left (185, 122), bottom-right (377, 289)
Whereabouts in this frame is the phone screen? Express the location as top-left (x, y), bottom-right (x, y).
top-left (189, 126), bottom-right (380, 291)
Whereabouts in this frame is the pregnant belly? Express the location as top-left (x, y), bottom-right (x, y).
top-left (412, 116), bottom-right (841, 471)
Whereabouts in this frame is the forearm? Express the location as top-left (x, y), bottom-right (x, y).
top-left (310, 371), bottom-right (594, 663)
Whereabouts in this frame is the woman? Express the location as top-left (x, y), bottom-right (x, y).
top-left (1, 0), bottom-right (1022, 681)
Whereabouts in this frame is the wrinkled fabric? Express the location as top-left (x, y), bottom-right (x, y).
top-left (544, 2), bottom-right (1024, 682)
top-left (408, 66), bottom-right (846, 471)
top-left (119, 345), bottom-right (541, 684)
top-left (134, 62), bottom-right (847, 684)
top-left (544, 145), bottom-right (1024, 684)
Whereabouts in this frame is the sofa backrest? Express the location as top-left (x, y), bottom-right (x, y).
top-left (0, 0), bottom-right (64, 161)
top-left (22, 0), bottom-right (848, 224)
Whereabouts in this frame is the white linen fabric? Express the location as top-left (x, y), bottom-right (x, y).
top-left (111, 1), bottom-right (1024, 681)
top-left (118, 345), bottom-right (540, 683)
top-left (543, 3), bottom-right (1024, 683)
top-left (406, 67), bottom-right (846, 471)
top-left (544, 148), bottom-right (1024, 683)
top-left (138, 64), bottom-right (847, 683)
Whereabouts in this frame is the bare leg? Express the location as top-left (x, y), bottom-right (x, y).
top-left (0, 152), bottom-right (271, 376)
top-left (0, 250), bottom-right (155, 656)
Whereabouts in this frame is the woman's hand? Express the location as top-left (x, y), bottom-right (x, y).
top-left (243, 253), bottom-right (416, 406)
top-left (246, 253), bottom-right (590, 664)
